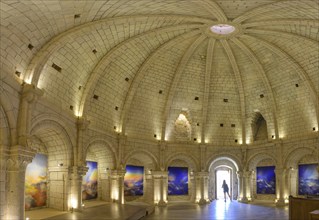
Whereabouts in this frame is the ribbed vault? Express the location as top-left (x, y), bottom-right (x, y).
top-left (1, 0), bottom-right (318, 145)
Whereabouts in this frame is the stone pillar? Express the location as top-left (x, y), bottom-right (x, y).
top-left (195, 172), bottom-right (209, 205)
top-left (275, 168), bottom-right (287, 206)
top-left (152, 171), bottom-right (167, 206)
top-left (110, 170), bottom-right (126, 204)
top-left (189, 170), bottom-right (196, 202)
top-left (17, 83), bottom-right (43, 146)
top-left (144, 169), bottom-right (154, 204)
top-left (0, 147), bottom-right (9, 220)
top-left (69, 166), bottom-right (88, 211)
top-left (6, 145), bottom-right (35, 220)
top-left (237, 170), bottom-right (248, 203)
top-left (77, 117), bottom-right (90, 167)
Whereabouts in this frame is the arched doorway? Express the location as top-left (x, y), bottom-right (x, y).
top-left (208, 157), bottom-right (239, 201)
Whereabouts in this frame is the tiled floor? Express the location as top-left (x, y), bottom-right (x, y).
top-left (25, 200), bottom-right (288, 220)
top-left (143, 200), bottom-right (289, 220)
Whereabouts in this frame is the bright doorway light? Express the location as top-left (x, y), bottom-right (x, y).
top-left (216, 170), bottom-right (230, 200)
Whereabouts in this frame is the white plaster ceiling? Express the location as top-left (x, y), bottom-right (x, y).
top-left (1, 0), bottom-right (318, 145)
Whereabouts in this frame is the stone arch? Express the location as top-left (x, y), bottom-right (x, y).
top-left (284, 146), bottom-right (317, 197)
top-left (247, 152), bottom-right (277, 171)
top-left (123, 149), bottom-right (159, 170)
top-left (284, 146), bottom-right (316, 168)
top-left (206, 153), bottom-right (241, 171)
top-left (85, 138), bottom-right (117, 169)
top-left (30, 118), bottom-right (74, 167)
top-left (165, 153), bottom-right (199, 172)
top-left (207, 155), bottom-right (240, 201)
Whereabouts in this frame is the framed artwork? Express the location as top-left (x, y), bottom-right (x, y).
top-left (25, 153), bottom-right (48, 210)
top-left (256, 166), bottom-right (276, 194)
top-left (124, 165), bottom-right (144, 196)
top-left (168, 166), bottom-right (188, 195)
top-left (82, 161), bottom-right (98, 200)
top-left (298, 163), bottom-right (319, 195)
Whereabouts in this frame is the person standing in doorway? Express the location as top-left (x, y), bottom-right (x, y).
top-left (222, 180), bottom-right (231, 202)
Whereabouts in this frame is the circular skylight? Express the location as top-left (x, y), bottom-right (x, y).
top-left (210, 24), bottom-right (236, 35)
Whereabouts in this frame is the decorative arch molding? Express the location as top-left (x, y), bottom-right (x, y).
top-left (206, 154), bottom-right (241, 171)
top-left (30, 118), bottom-right (74, 163)
top-left (284, 146), bottom-right (317, 168)
top-left (247, 152), bottom-right (277, 170)
top-left (0, 90), bottom-right (18, 146)
top-left (123, 149), bottom-right (159, 170)
top-left (165, 153), bottom-right (199, 172)
top-left (84, 138), bottom-right (117, 168)
top-left (31, 114), bottom-right (76, 146)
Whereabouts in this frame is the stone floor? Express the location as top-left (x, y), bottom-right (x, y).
top-left (143, 200), bottom-right (289, 220)
top-left (25, 200), bottom-right (288, 220)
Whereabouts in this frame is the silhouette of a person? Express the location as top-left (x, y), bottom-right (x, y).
top-left (222, 180), bottom-right (231, 202)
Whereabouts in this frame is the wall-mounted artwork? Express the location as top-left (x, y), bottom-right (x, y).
top-left (25, 153), bottom-right (48, 210)
top-left (168, 166), bottom-right (188, 195)
top-left (124, 165), bottom-right (144, 196)
top-left (82, 161), bottom-right (98, 200)
top-left (298, 163), bottom-right (319, 195)
top-left (256, 166), bottom-right (276, 194)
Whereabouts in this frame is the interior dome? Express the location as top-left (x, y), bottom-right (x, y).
top-left (1, 0), bottom-right (318, 144)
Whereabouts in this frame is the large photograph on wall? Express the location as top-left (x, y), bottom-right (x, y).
top-left (256, 166), bottom-right (276, 194)
top-left (298, 163), bottom-right (319, 195)
top-left (124, 165), bottom-right (144, 196)
top-left (168, 166), bottom-right (188, 195)
top-left (82, 161), bottom-right (98, 200)
top-left (25, 153), bottom-right (48, 210)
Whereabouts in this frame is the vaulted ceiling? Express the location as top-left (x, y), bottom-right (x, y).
top-left (1, 0), bottom-right (318, 145)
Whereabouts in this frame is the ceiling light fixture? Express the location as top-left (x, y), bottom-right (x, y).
top-left (210, 24), bottom-right (235, 35)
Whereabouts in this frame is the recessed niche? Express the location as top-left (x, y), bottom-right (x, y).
top-left (223, 99), bottom-right (228, 103)
top-left (52, 63), bottom-right (62, 72)
top-left (194, 97), bottom-right (199, 101)
top-left (220, 123), bottom-right (224, 127)
top-left (295, 84), bottom-right (299, 87)
top-left (235, 139), bottom-right (238, 143)
top-left (115, 106), bottom-right (119, 111)
top-left (28, 44), bottom-right (34, 50)
top-left (260, 94), bottom-right (264, 98)
top-left (74, 14), bottom-right (81, 18)
top-left (93, 94), bottom-right (99, 100)
top-left (231, 124), bottom-right (236, 127)
top-left (70, 105), bottom-right (73, 110)
top-left (92, 49), bottom-right (97, 54)
top-left (159, 90), bottom-right (163, 94)
top-left (15, 71), bottom-right (21, 77)
top-left (125, 77), bottom-right (129, 82)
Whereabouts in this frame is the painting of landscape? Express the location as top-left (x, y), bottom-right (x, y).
top-left (25, 153), bottom-right (48, 210)
top-left (82, 161), bottom-right (98, 200)
top-left (256, 166), bottom-right (276, 194)
top-left (298, 163), bottom-right (319, 195)
top-left (124, 165), bottom-right (144, 196)
top-left (168, 167), bottom-right (188, 195)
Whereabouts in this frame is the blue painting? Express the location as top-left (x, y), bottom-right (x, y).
top-left (124, 165), bottom-right (144, 196)
top-left (256, 166), bottom-right (276, 194)
top-left (298, 163), bottom-right (319, 195)
top-left (82, 161), bottom-right (98, 200)
top-left (168, 167), bottom-right (188, 195)
top-left (25, 153), bottom-right (48, 210)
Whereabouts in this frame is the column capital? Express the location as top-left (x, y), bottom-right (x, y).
top-left (69, 165), bottom-right (89, 176)
top-left (195, 171), bottom-right (209, 177)
top-left (7, 145), bottom-right (36, 171)
top-left (152, 171), bottom-right (168, 178)
top-left (111, 169), bottom-right (126, 178)
top-left (77, 117), bottom-right (90, 130)
top-left (21, 83), bottom-right (43, 103)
